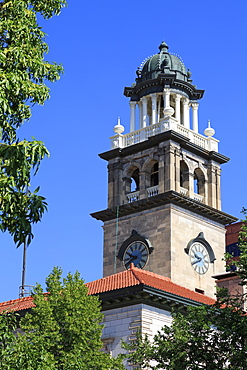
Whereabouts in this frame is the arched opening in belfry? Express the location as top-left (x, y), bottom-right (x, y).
top-left (150, 162), bottom-right (159, 187)
top-left (130, 168), bottom-right (140, 192)
top-left (194, 168), bottom-right (205, 197)
top-left (180, 160), bottom-right (189, 190)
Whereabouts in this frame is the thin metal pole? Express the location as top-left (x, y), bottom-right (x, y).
top-left (20, 237), bottom-right (27, 298)
top-left (20, 185), bottom-right (29, 298)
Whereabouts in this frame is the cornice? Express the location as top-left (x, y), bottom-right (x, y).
top-left (96, 284), bottom-right (210, 313)
top-left (124, 74), bottom-right (204, 101)
top-left (99, 130), bottom-right (229, 165)
top-left (90, 190), bottom-right (238, 225)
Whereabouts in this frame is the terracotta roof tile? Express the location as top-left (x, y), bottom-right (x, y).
top-left (0, 296), bottom-right (35, 313)
top-left (0, 265), bottom-right (215, 312)
top-left (86, 264), bottom-right (215, 305)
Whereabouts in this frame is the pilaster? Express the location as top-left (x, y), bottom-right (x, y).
top-left (139, 171), bottom-right (149, 200)
top-left (164, 143), bottom-right (176, 192)
top-left (216, 167), bottom-right (221, 210)
top-left (174, 148), bottom-right (181, 192)
top-left (108, 161), bottom-right (124, 207)
top-left (107, 163), bottom-right (114, 208)
top-left (207, 163), bottom-right (217, 209)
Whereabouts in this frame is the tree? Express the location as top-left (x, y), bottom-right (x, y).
top-left (124, 212), bottom-right (247, 369)
top-left (0, 0), bottom-right (67, 249)
top-left (0, 267), bottom-right (125, 369)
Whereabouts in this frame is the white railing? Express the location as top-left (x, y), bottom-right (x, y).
top-left (180, 187), bottom-right (188, 196)
top-left (147, 185), bottom-right (159, 197)
top-left (110, 117), bottom-right (219, 152)
top-left (127, 191), bottom-right (140, 203)
top-left (194, 193), bottom-right (204, 202)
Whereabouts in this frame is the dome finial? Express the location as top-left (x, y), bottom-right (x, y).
top-left (159, 41), bottom-right (169, 53)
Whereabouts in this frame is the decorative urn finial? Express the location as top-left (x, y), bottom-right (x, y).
top-left (114, 117), bottom-right (125, 134)
top-left (163, 106), bottom-right (174, 117)
top-left (204, 120), bottom-right (215, 137)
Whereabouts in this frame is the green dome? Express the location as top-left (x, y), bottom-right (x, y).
top-left (137, 42), bottom-right (192, 83)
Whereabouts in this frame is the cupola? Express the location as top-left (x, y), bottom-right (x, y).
top-left (110, 42), bottom-right (218, 154)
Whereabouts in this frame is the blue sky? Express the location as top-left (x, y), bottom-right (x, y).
top-left (0, 0), bottom-right (247, 302)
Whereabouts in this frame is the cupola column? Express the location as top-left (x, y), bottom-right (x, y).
top-left (183, 98), bottom-right (190, 129)
top-left (129, 101), bottom-right (136, 132)
top-left (163, 88), bottom-right (170, 108)
top-left (142, 97), bottom-right (148, 128)
top-left (192, 102), bottom-right (199, 133)
top-left (175, 94), bottom-right (181, 124)
top-left (138, 101), bottom-right (143, 129)
top-left (150, 94), bottom-right (157, 125)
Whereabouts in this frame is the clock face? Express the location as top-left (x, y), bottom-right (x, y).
top-left (189, 242), bottom-right (210, 275)
top-left (123, 241), bottom-right (149, 269)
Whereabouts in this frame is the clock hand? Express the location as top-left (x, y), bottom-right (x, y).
top-left (191, 259), bottom-right (201, 265)
top-left (125, 254), bottom-right (138, 267)
top-left (191, 254), bottom-right (202, 265)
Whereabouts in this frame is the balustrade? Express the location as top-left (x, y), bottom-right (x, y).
top-left (110, 118), bottom-right (218, 152)
top-left (147, 185), bottom-right (159, 197)
top-left (127, 191), bottom-right (140, 203)
top-left (180, 187), bottom-right (188, 196)
top-left (194, 193), bottom-right (204, 202)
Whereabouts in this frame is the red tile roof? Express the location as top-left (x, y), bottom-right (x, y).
top-left (0, 265), bottom-right (215, 313)
top-left (0, 296), bottom-right (35, 313)
top-left (86, 264), bottom-right (215, 305)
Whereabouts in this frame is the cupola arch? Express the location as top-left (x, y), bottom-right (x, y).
top-left (123, 162), bottom-right (141, 195)
top-left (142, 157), bottom-right (159, 189)
top-left (180, 160), bottom-right (189, 191)
top-left (193, 167), bottom-right (205, 200)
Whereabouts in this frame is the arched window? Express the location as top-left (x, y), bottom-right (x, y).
top-left (150, 162), bottom-right (159, 187)
top-left (194, 174), bottom-right (199, 194)
top-left (194, 168), bottom-right (205, 197)
top-left (180, 160), bottom-right (189, 190)
top-left (130, 168), bottom-right (139, 192)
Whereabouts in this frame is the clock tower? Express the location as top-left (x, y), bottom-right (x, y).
top-left (91, 42), bottom-right (237, 298)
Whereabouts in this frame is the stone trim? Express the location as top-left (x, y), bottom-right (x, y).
top-left (99, 130), bottom-right (229, 165)
top-left (91, 190), bottom-right (237, 225)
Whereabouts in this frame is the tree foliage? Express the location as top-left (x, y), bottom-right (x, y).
top-left (0, 0), bottom-right (67, 247)
top-left (0, 267), bottom-right (125, 369)
top-left (124, 213), bottom-right (247, 369)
